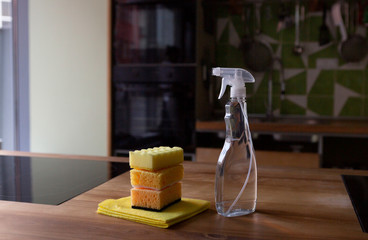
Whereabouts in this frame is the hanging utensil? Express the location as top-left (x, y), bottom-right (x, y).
top-left (332, 3), bottom-right (348, 55)
top-left (363, 3), bottom-right (368, 25)
top-left (241, 5), bottom-right (252, 51)
top-left (293, 0), bottom-right (303, 55)
top-left (242, 2), bottom-right (273, 72)
top-left (319, 3), bottom-right (330, 46)
top-left (333, 2), bottom-right (368, 62)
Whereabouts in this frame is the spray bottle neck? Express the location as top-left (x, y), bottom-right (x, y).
top-left (230, 86), bottom-right (246, 98)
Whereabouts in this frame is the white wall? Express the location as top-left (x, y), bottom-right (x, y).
top-left (0, 29), bottom-right (15, 150)
top-left (0, 32), bottom-right (3, 144)
top-left (29, 0), bottom-right (109, 156)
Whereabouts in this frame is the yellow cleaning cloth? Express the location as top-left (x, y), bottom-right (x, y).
top-left (97, 197), bottom-right (210, 228)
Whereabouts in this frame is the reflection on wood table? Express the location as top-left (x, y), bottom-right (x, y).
top-left (196, 148), bottom-right (319, 168)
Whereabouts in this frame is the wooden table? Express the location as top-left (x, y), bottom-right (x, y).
top-left (197, 119), bottom-right (368, 135)
top-left (0, 150), bottom-right (367, 239)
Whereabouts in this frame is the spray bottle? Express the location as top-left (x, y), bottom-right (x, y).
top-left (213, 67), bottom-right (257, 217)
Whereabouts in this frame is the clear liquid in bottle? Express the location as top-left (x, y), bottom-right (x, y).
top-left (215, 99), bottom-right (257, 217)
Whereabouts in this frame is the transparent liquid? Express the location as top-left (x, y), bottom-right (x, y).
top-left (215, 99), bottom-right (257, 217)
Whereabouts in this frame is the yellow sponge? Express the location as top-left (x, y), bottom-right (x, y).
top-left (131, 183), bottom-right (182, 211)
top-left (129, 146), bottom-right (183, 171)
top-left (130, 165), bottom-right (184, 190)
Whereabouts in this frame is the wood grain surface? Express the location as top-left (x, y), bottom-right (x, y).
top-left (196, 148), bottom-right (319, 168)
top-left (197, 119), bottom-right (368, 135)
top-left (0, 151), bottom-right (367, 239)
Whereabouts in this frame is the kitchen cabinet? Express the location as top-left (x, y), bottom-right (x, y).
top-left (111, 1), bottom-right (197, 157)
top-left (322, 136), bottom-right (368, 169)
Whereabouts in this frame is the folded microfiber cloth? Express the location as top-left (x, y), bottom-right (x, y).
top-left (97, 197), bottom-right (210, 228)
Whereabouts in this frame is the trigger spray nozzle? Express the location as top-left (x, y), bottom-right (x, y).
top-left (212, 67), bottom-right (255, 99)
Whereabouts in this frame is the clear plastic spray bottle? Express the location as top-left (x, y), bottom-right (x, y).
top-left (213, 67), bottom-right (257, 217)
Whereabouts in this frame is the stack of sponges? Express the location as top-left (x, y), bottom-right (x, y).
top-left (129, 146), bottom-right (184, 211)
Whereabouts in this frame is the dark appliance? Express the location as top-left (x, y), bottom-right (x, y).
top-left (0, 155), bottom-right (128, 205)
top-left (342, 175), bottom-right (368, 233)
top-left (111, 0), bottom-right (196, 159)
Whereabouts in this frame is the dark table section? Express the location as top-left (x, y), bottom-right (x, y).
top-left (0, 155), bottom-right (129, 205)
top-left (342, 175), bottom-right (368, 233)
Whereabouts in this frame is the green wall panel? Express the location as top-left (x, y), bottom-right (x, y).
top-left (212, 1), bottom-right (368, 118)
top-left (280, 99), bottom-right (305, 115)
top-left (308, 70), bottom-right (334, 96)
top-left (339, 97), bottom-right (363, 117)
top-left (308, 44), bottom-right (339, 68)
top-left (364, 97), bottom-right (368, 116)
top-left (336, 70), bottom-right (364, 94)
top-left (251, 95), bottom-right (267, 114)
top-left (307, 96), bottom-right (333, 116)
top-left (285, 71), bottom-right (306, 94)
top-left (282, 44), bottom-right (305, 68)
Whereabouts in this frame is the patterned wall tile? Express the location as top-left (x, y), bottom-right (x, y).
top-left (282, 44), bottom-right (305, 68)
top-left (246, 82), bottom-right (255, 94)
top-left (339, 97), bottom-right (363, 117)
top-left (260, 2), bottom-right (280, 41)
top-left (253, 70), bottom-right (280, 95)
top-left (249, 95), bottom-right (267, 114)
top-left (308, 44), bottom-right (339, 68)
top-left (230, 15), bottom-right (245, 37)
top-left (306, 69), bottom-right (321, 93)
top-left (307, 96), bottom-right (333, 116)
top-left (365, 70), bottom-right (368, 96)
top-left (336, 70), bottom-right (364, 94)
top-left (281, 99), bottom-right (306, 115)
top-left (285, 95), bottom-right (307, 109)
top-left (285, 70), bottom-right (306, 94)
top-left (217, 20), bottom-right (229, 44)
top-left (272, 95), bottom-right (281, 111)
top-left (364, 97), bottom-right (368, 116)
top-left (334, 83), bottom-right (361, 116)
top-left (270, 70), bottom-right (281, 94)
top-left (307, 16), bottom-right (322, 42)
top-left (212, 2), bottom-right (368, 118)
top-left (280, 17), bottom-right (308, 44)
top-left (246, 96), bottom-right (255, 113)
top-left (215, 44), bottom-right (244, 68)
top-left (308, 70), bottom-right (334, 96)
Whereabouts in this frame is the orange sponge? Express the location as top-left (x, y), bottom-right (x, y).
top-left (131, 183), bottom-right (182, 211)
top-left (130, 165), bottom-right (184, 190)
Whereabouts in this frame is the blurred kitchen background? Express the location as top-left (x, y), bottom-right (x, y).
top-left (1, 0), bottom-right (368, 169)
top-left (207, 0), bottom-right (368, 119)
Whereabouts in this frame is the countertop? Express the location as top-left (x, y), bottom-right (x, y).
top-left (0, 150), bottom-right (367, 239)
top-left (197, 117), bottom-right (368, 135)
